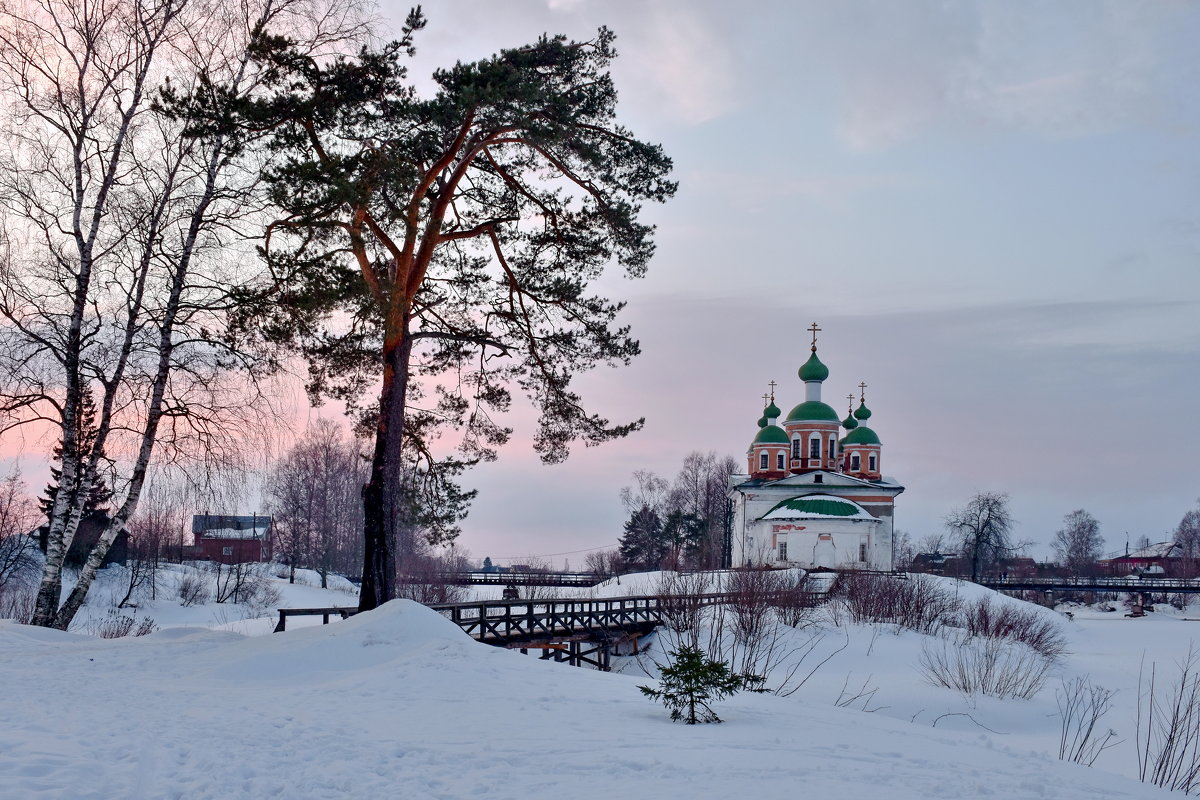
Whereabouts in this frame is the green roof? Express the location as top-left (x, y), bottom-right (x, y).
top-left (785, 400), bottom-right (839, 423)
top-left (841, 425), bottom-right (881, 445)
top-left (798, 352), bottom-right (829, 382)
top-left (753, 424), bottom-right (789, 445)
top-left (757, 415), bottom-right (767, 429)
top-left (854, 401), bottom-right (873, 421)
top-left (764, 401), bottom-right (781, 419)
top-left (842, 413), bottom-right (858, 430)
top-left (763, 495), bottom-right (867, 519)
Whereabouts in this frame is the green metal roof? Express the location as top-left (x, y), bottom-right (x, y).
top-left (753, 424), bottom-right (790, 445)
top-left (764, 401), bottom-right (782, 419)
top-left (854, 401), bottom-right (873, 421)
top-left (757, 414), bottom-right (768, 429)
top-left (798, 352), bottom-right (830, 382)
top-left (842, 413), bottom-right (858, 430)
top-left (762, 494), bottom-right (869, 519)
top-left (785, 400), bottom-right (839, 423)
top-left (842, 425), bottom-right (881, 445)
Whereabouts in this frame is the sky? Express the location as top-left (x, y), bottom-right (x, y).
top-left (8, 0), bottom-right (1199, 567)
top-left (360, 0), bottom-right (1200, 565)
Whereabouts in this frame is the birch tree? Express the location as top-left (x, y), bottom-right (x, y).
top-left (0, 0), bottom-right (366, 628)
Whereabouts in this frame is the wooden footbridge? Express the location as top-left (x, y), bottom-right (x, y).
top-left (275, 589), bottom-right (819, 669)
top-left (978, 575), bottom-right (1200, 594)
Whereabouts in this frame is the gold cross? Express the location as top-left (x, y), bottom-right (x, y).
top-left (847, 393), bottom-right (855, 414)
top-left (858, 381), bottom-right (868, 402)
top-left (807, 322), bottom-right (821, 352)
top-left (768, 380), bottom-right (777, 400)
top-left (762, 393), bottom-right (770, 407)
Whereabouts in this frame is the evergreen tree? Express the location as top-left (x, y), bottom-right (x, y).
top-left (171, 12), bottom-right (675, 611)
top-left (40, 389), bottom-right (111, 520)
top-left (619, 505), bottom-right (665, 569)
top-left (639, 645), bottom-right (759, 724)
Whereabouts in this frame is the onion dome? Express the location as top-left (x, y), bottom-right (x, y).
top-left (842, 412), bottom-right (858, 430)
top-left (757, 414), bottom-right (768, 429)
top-left (785, 400), bottom-right (839, 423)
top-left (798, 352), bottom-right (829, 382)
top-left (764, 400), bottom-right (782, 420)
top-left (854, 401), bottom-right (872, 422)
top-left (753, 425), bottom-right (790, 445)
top-left (842, 425), bottom-right (881, 446)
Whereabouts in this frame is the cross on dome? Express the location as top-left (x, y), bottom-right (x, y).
top-left (807, 322), bottom-right (821, 352)
top-left (858, 381), bottom-right (868, 402)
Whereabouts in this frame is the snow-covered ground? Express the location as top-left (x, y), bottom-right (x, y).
top-left (0, 569), bottom-right (1195, 798)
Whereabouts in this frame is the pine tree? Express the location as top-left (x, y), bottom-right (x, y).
top-left (40, 389), bottom-right (111, 520)
top-left (619, 505), bottom-right (665, 569)
top-left (639, 645), bottom-right (759, 724)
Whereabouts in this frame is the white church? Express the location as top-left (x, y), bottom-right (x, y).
top-left (729, 324), bottom-right (904, 571)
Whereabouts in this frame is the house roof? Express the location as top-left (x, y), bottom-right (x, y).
top-left (192, 514), bottom-right (271, 537)
top-left (760, 494), bottom-right (874, 521)
top-left (1102, 541), bottom-right (1178, 561)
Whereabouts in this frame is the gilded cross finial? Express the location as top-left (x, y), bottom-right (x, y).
top-left (807, 322), bottom-right (821, 352)
top-left (768, 380), bottom-right (777, 401)
top-left (847, 393), bottom-right (855, 414)
top-left (858, 381), bottom-right (868, 402)
top-left (762, 392), bottom-right (770, 408)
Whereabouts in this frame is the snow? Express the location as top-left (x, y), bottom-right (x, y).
top-left (0, 569), bottom-right (1192, 798)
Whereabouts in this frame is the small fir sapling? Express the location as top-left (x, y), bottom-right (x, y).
top-left (639, 645), bottom-right (763, 724)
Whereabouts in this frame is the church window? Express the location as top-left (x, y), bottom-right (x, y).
top-left (869, 454), bottom-right (877, 472)
top-left (792, 438), bottom-right (801, 460)
top-left (759, 452), bottom-right (768, 470)
top-left (776, 453), bottom-right (785, 471)
top-left (828, 436), bottom-right (837, 459)
top-left (859, 541), bottom-right (868, 562)
top-left (778, 542), bottom-right (788, 561)
top-left (809, 437), bottom-right (821, 459)
top-left (851, 453), bottom-right (861, 471)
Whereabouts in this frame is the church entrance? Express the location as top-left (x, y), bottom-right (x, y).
top-left (812, 533), bottom-right (836, 569)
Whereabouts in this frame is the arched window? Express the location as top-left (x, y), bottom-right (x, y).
top-left (776, 452), bottom-right (785, 470)
top-left (850, 453), bottom-right (861, 471)
top-left (828, 436), bottom-right (837, 459)
top-left (808, 436), bottom-right (821, 459)
top-left (759, 452), bottom-right (769, 470)
top-left (869, 453), bottom-right (877, 472)
top-left (791, 438), bottom-right (801, 460)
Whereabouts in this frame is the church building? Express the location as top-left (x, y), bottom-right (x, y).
top-left (729, 324), bottom-right (903, 570)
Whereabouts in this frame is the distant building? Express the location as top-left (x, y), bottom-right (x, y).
top-left (191, 514), bottom-right (271, 564)
top-left (1099, 542), bottom-right (1180, 576)
top-left (728, 325), bottom-right (904, 571)
top-left (36, 511), bottom-right (128, 567)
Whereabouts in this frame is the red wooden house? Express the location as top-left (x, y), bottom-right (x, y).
top-left (191, 514), bottom-right (272, 564)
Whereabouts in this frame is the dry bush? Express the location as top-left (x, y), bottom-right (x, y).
top-left (397, 578), bottom-right (470, 605)
top-left (919, 635), bottom-right (1053, 700)
top-left (961, 596), bottom-right (1067, 659)
top-left (770, 571), bottom-right (816, 628)
top-left (1137, 649), bottom-right (1200, 793)
top-left (1056, 675), bottom-right (1119, 766)
top-left (94, 610), bottom-right (158, 639)
top-left (655, 572), bottom-right (714, 648)
top-left (177, 571), bottom-right (210, 606)
top-left (837, 572), bottom-right (960, 635)
top-left (0, 582), bottom-right (35, 623)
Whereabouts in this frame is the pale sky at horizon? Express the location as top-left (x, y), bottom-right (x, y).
top-left (7, 0), bottom-right (1200, 567)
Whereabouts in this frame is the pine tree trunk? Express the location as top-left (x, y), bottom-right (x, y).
top-left (359, 311), bottom-right (412, 611)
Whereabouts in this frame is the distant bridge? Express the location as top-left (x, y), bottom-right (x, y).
top-left (418, 571), bottom-right (604, 588)
top-left (978, 575), bottom-right (1200, 594)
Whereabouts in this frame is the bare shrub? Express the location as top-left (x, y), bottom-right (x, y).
top-left (961, 596), bottom-right (1067, 659)
top-left (177, 571), bottom-right (210, 607)
top-left (1056, 675), bottom-right (1119, 766)
top-left (837, 572), bottom-right (960, 635)
top-left (1137, 649), bottom-right (1200, 793)
top-left (654, 572), bottom-right (715, 649)
top-left (770, 570), bottom-right (816, 628)
top-left (94, 610), bottom-right (158, 639)
top-left (212, 562), bottom-right (282, 610)
top-left (0, 582), bottom-right (35, 622)
top-left (919, 635), bottom-right (1053, 700)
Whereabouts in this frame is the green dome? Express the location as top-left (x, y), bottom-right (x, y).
top-left (785, 400), bottom-right (840, 423)
top-left (757, 415), bottom-right (768, 429)
top-left (798, 352), bottom-right (829, 382)
top-left (853, 401), bottom-right (872, 421)
top-left (764, 401), bottom-right (781, 419)
top-left (753, 424), bottom-right (789, 445)
top-left (842, 413), bottom-right (858, 430)
top-left (841, 425), bottom-right (880, 446)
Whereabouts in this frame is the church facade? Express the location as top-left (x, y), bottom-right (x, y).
top-left (729, 325), bottom-right (903, 570)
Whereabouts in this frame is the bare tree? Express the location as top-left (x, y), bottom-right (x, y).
top-left (266, 419), bottom-right (367, 586)
top-left (668, 452), bottom-right (738, 569)
top-left (0, 0), bottom-right (367, 628)
top-left (1052, 509), bottom-right (1104, 575)
top-left (0, 467), bottom-right (38, 592)
top-left (1175, 503), bottom-right (1200, 578)
top-left (945, 491), bottom-right (1026, 582)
